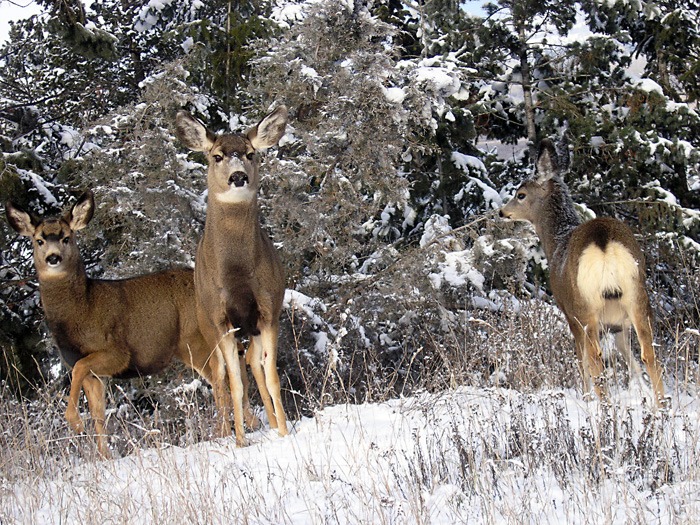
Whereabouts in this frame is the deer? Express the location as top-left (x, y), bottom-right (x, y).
top-left (5, 190), bottom-right (239, 458)
top-left (175, 105), bottom-right (289, 447)
top-left (499, 140), bottom-right (666, 406)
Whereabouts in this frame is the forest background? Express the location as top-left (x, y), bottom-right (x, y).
top-left (0, 0), bottom-right (698, 437)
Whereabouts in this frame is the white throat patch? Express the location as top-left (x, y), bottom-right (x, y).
top-left (213, 185), bottom-right (256, 204)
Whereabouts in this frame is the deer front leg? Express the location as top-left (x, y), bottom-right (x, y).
top-left (66, 351), bottom-right (129, 437)
top-left (614, 327), bottom-right (643, 379)
top-left (180, 340), bottom-right (232, 437)
top-left (65, 351), bottom-right (129, 459)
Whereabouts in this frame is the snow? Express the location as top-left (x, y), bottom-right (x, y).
top-left (300, 65), bottom-right (319, 79)
top-left (632, 77), bottom-right (665, 95)
top-left (382, 86), bottom-right (406, 104)
top-left (134, 0), bottom-right (177, 32)
top-left (411, 66), bottom-right (461, 97)
top-left (58, 127), bottom-right (80, 147)
top-left (590, 135), bottom-right (605, 148)
top-left (181, 36), bottom-right (195, 53)
top-left (451, 151), bottom-right (486, 174)
top-left (20, 170), bottom-right (57, 207)
top-left (270, 0), bottom-right (322, 28)
top-left (429, 249), bottom-right (485, 291)
top-left (5, 387), bottom-right (700, 523)
top-left (171, 379), bottom-right (203, 395)
top-left (645, 180), bottom-right (680, 206)
top-left (451, 152), bottom-right (502, 209)
top-left (284, 289), bottom-right (328, 328)
top-left (420, 214), bottom-right (453, 248)
top-left (299, 65), bottom-right (322, 95)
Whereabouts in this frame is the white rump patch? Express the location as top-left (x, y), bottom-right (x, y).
top-left (577, 241), bottom-right (640, 324)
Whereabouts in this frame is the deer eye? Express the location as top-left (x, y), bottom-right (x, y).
top-left (213, 154), bottom-right (223, 163)
top-left (36, 239), bottom-right (44, 246)
top-left (62, 237), bottom-right (70, 244)
top-left (246, 152), bottom-right (254, 160)
top-left (517, 192), bottom-right (527, 200)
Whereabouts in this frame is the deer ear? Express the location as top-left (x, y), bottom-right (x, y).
top-left (5, 202), bottom-right (36, 237)
top-left (248, 106), bottom-right (288, 150)
top-left (175, 111), bottom-right (217, 152)
top-left (66, 191), bottom-right (95, 231)
top-left (535, 139), bottom-right (559, 183)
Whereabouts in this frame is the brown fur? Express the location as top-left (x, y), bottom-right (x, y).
top-left (176, 106), bottom-right (289, 446)
top-left (499, 141), bottom-right (665, 405)
top-left (5, 191), bottom-right (234, 458)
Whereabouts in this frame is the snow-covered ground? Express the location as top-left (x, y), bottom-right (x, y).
top-left (4, 384), bottom-right (700, 524)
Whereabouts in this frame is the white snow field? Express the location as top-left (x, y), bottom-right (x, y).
top-left (3, 383), bottom-right (700, 524)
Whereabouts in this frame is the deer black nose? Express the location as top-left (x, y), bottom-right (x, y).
top-left (228, 172), bottom-right (249, 187)
top-left (46, 254), bottom-right (62, 266)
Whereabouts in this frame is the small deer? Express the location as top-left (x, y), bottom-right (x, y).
top-left (499, 140), bottom-right (666, 406)
top-left (175, 106), bottom-right (289, 446)
top-left (5, 190), bottom-right (235, 458)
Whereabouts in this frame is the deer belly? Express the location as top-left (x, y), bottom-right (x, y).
top-left (113, 359), bottom-right (171, 380)
top-left (114, 339), bottom-right (178, 379)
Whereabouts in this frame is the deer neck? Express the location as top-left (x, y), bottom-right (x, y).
top-left (203, 198), bottom-right (263, 270)
top-left (532, 189), bottom-right (581, 264)
top-left (38, 263), bottom-right (90, 320)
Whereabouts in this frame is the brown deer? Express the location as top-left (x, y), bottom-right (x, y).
top-left (5, 190), bottom-right (235, 458)
top-left (499, 140), bottom-right (666, 406)
top-left (175, 106), bottom-right (289, 446)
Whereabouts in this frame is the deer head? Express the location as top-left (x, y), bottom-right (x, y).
top-left (6, 191), bottom-right (94, 280)
top-left (499, 140), bottom-right (561, 224)
top-left (175, 106), bottom-right (288, 204)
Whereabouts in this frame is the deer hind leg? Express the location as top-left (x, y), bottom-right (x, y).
top-left (184, 343), bottom-right (232, 438)
top-left (218, 331), bottom-right (247, 446)
top-left (630, 310), bottom-right (666, 406)
top-left (584, 323), bottom-right (607, 400)
top-left (569, 321), bottom-right (593, 397)
top-left (253, 323), bottom-right (288, 437)
top-left (237, 340), bottom-right (261, 430)
top-left (248, 335), bottom-right (277, 430)
top-left (614, 326), bottom-right (643, 379)
top-left (82, 374), bottom-right (110, 459)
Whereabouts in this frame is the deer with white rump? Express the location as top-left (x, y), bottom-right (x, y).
top-left (5, 191), bottom-right (234, 458)
top-left (175, 106), bottom-right (289, 446)
top-left (499, 140), bottom-right (666, 406)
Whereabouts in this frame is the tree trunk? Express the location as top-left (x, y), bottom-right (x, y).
top-left (518, 23), bottom-right (538, 161)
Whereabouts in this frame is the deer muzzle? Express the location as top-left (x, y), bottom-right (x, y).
top-left (46, 254), bottom-right (62, 266)
top-left (228, 171), bottom-right (249, 188)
